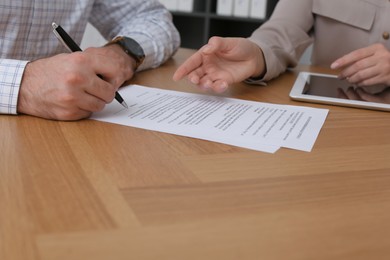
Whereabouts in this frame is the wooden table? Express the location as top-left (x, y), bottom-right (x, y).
top-left (1, 48), bottom-right (389, 260)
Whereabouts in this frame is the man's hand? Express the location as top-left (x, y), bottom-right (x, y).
top-left (331, 43), bottom-right (390, 87)
top-left (18, 45), bottom-right (136, 120)
top-left (173, 36), bottom-right (265, 93)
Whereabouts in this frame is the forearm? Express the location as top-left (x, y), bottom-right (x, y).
top-left (248, 0), bottom-right (314, 81)
top-left (90, 0), bottom-right (180, 71)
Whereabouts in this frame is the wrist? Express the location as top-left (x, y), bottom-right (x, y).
top-left (18, 62), bottom-right (38, 116)
top-left (251, 45), bottom-right (266, 79)
top-left (105, 36), bottom-right (145, 71)
top-left (104, 44), bottom-right (138, 71)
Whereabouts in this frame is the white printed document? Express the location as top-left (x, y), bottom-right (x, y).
top-left (92, 85), bottom-right (329, 153)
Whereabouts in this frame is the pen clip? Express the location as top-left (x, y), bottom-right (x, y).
top-left (52, 22), bottom-right (73, 53)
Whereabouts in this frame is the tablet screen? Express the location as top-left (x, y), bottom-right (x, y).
top-left (302, 74), bottom-right (389, 104)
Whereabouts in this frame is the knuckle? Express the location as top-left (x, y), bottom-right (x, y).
top-left (91, 100), bottom-right (106, 112)
top-left (61, 111), bottom-right (78, 121)
top-left (112, 77), bottom-right (122, 88)
top-left (57, 110), bottom-right (85, 121)
top-left (64, 73), bottom-right (84, 85)
top-left (354, 74), bottom-right (362, 82)
top-left (97, 102), bottom-right (106, 111)
top-left (59, 92), bottom-right (77, 105)
top-left (353, 61), bottom-right (364, 70)
top-left (100, 83), bottom-right (117, 102)
top-left (351, 72), bottom-right (362, 82)
top-left (105, 88), bottom-right (117, 103)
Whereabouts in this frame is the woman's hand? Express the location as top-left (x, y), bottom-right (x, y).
top-left (331, 43), bottom-right (390, 87)
top-left (173, 36), bottom-right (265, 93)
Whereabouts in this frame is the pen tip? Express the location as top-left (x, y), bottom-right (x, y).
top-left (122, 102), bottom-right (129, 109)
top-left (52, 22), bottom-right (58, 29)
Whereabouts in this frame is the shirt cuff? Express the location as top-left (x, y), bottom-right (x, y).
top-left (244, 78), bottom-right (267, 86)
top-left (0, 59), bottom-right (29, 115)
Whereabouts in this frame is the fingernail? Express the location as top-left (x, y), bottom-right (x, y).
top-left (218, 82), bottom-right (228, 92)
top-left (331, 62), bottom-right (339, 69)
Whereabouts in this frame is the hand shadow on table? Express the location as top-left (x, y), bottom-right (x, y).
top-left (337, 86), bottom-right (390, 104)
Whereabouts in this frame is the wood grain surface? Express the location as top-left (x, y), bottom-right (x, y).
top-left (1, 48), bottom-right (389, 260)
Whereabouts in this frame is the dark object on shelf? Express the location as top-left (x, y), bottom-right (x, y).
top-left (171, 0), bottom-right (279, 49)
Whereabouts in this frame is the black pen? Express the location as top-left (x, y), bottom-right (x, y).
top-left (51, 22), bottom-right (128, 109)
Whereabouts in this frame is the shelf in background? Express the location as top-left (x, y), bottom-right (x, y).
top-left (170, 0), bottom-right (279, 49)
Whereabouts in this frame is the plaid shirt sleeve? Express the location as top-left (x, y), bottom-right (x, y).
top-left (0, 59), bottom-right (29, 114)
top-left (89, 0), bottom-right (180, 71)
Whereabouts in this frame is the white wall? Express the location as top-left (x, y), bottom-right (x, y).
top-left (80, 23), bottom-right (106, 49)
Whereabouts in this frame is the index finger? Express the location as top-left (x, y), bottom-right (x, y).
top-left (331, 46), bottom-right (375, 69)
top-left (173, 51), bottom-right (204, 81)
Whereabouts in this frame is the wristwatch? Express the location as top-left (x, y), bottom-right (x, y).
top-left (106, 36), bottom-right (145, 70)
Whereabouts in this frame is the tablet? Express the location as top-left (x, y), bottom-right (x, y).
top-left (289, 72), bottom-right (390, 111)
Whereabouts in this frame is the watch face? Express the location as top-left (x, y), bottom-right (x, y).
top-left (121, 37), bottom-right (145, 61)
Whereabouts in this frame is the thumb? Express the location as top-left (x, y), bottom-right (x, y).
top-left (203, 36), bottom-right (236, 55)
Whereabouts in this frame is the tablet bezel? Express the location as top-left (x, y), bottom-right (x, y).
top-left (289, 72), bottom-right (390, 111)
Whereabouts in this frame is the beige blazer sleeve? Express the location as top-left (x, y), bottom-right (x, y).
top-left (248, 0), bottom-right (389, 82)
